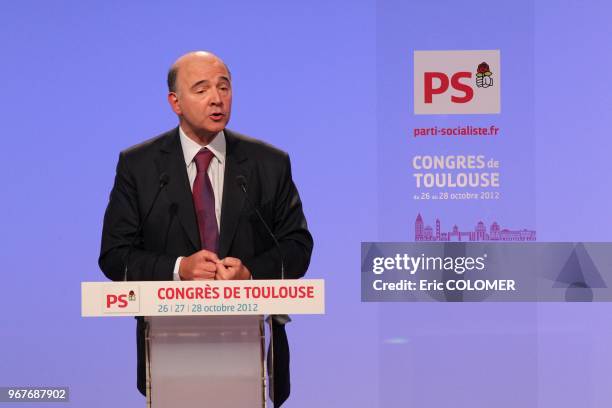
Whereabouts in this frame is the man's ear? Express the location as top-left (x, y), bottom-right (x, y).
top-left (167, 92), bottom-right (182, 115)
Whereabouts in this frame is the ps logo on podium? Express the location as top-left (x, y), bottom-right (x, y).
top-left (414, 50), bottom-right (500, 114)
top-left (104, 287), bottom-right (140, 313)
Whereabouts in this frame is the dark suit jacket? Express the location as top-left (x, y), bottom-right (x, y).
top-left (99, 127), bottom-right (313, 406)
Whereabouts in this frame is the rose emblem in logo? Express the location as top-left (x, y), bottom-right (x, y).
top-left (476, 62), bottom-right (493, 88)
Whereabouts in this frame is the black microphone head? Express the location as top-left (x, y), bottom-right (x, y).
top-left (236, 175), bottom-right (247, 188)
top-left (159, 173), bottom-right (170, 187)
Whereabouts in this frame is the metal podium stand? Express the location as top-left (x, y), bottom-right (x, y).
top-left (145, 316), bottom-right (266, 407)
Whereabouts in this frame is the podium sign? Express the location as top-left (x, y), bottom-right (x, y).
top-left (81, 279), bottom-right (325, 317)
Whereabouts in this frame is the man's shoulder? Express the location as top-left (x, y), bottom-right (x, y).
top-left (120, 128), bottom-right (177, 159)
top-left (225, 129), bottom-right (288, 162)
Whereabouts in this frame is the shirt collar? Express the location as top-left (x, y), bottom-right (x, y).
top-left (178, 126), bottom-right (226, 166)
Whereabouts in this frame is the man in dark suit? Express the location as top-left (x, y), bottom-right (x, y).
top-left (99, 51), bottom-right (313, 407)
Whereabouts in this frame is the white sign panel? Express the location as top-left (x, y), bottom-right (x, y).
top-left (81, 279), bottom-right (325, 317)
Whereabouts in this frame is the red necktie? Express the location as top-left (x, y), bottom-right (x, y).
top-left (192, 149), bottom-right (219, 252)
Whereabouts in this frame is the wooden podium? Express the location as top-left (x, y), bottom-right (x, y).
top-left (82, 279), bottom-right (325, 408)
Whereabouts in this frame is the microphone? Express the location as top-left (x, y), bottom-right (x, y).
top-left (123, 173), bottom-right (170, 281)
top-left (236, 175), bottom-right (285, 280)
top-left (236, 176), bottom-right (291, 329)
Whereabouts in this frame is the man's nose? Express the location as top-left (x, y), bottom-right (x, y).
top-left (209, 88), bottom-right (222, 105)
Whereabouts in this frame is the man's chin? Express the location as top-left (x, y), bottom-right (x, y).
top-left (203, 120), bottom-right (228, 134)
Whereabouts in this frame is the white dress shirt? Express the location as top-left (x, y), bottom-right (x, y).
top-left (173, 127), bottom-right (226, 280)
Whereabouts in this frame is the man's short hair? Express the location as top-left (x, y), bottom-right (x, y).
top-left (167, 65), bottom-right (178, 93)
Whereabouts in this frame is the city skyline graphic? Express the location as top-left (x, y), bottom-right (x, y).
top-left (415, 214), bottom-right (536, 242)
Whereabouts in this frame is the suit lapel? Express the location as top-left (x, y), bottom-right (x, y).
top-left (218, 130), bottom-right (249, 258)
top-left (155, 128), bottom-right (200, 251)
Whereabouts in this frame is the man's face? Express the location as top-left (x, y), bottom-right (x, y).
top-left (169, 55), bottom-right (232, 139)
